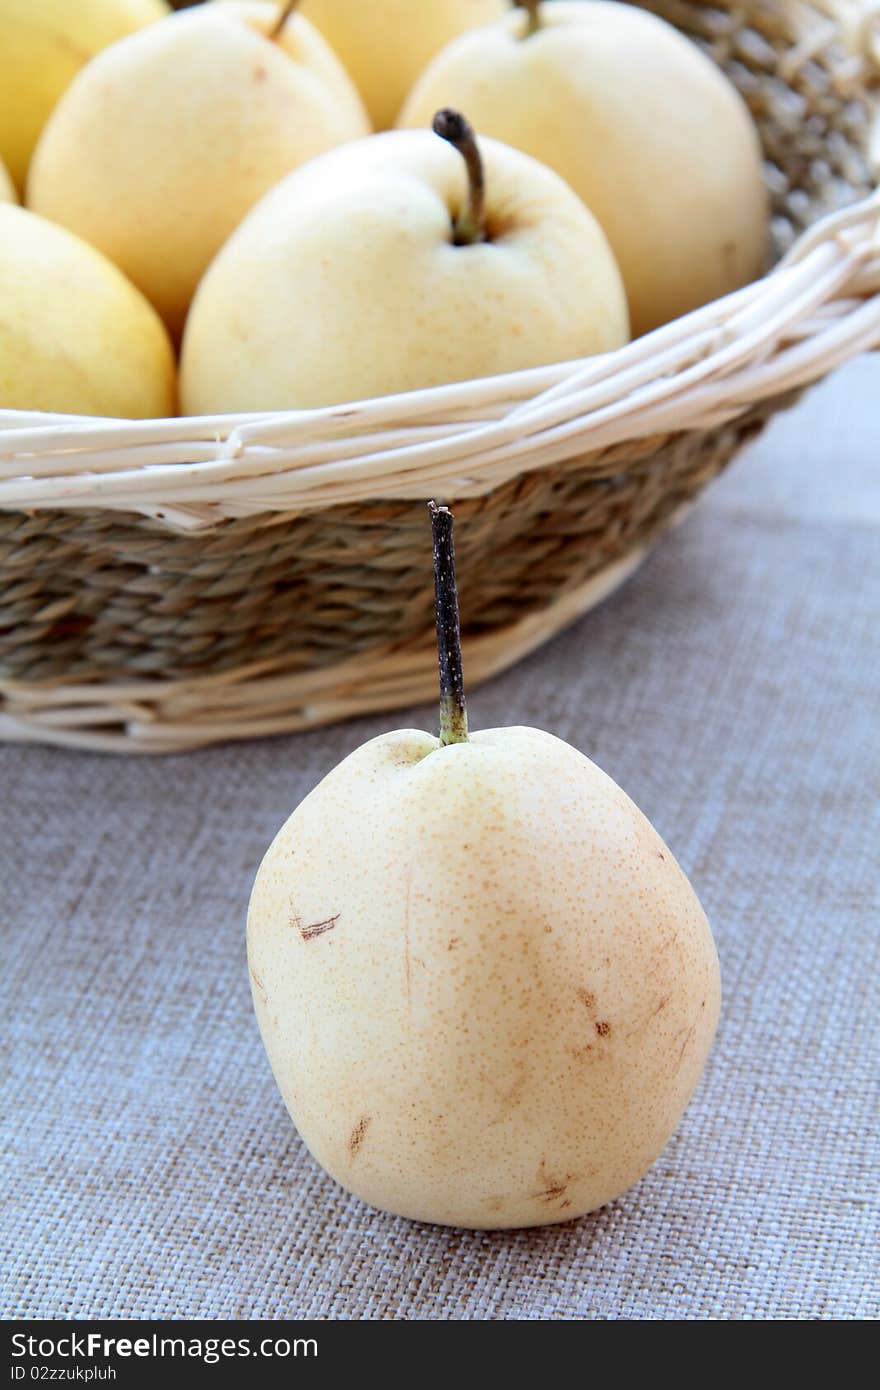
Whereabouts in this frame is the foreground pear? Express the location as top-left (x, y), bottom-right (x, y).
top-left (181, 111), bottom-right (628, 411)
top-left (27, 1), bottom-right (370, 339)
top-left (300, 0), bottom-right (506, 129)
top-left (247, 504), bottom-right (720, 1229)
top-left (0, 205), bottom-right (175, 418)
top-left (0, 0), bottom-right (168, 194)
top-left (399, 0), bottom-right (768, 336)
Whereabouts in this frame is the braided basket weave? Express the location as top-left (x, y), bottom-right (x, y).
top-left (1, 0), bottom-right (878, 752)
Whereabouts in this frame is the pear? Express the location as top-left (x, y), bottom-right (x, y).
top-left (27, 1), bottom-right (370, 340)
top-left (181, 109), bottom-right (628, 412)
top-left (0, 0), bottom-right (168, 194)
top-left (0, 204), bottom-right (175, 417)
top-left (299, 0), bottom-right (506, 130)
top-left (398, 0), bottom-right (769, 337)
top-left (247, 502), bottom-right (721, 1229)
top-left (0, 157), bottom-right (15, 204)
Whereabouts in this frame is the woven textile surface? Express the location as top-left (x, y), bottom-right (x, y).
top-left (2, 358), bottom-right (878, 1320)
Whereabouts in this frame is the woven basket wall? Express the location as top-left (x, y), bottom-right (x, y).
top-left (1, 0), bottom-right (879, 752)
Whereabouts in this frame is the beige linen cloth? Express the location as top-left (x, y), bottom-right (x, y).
top-left (2, 358), bottom-right (878, 1320)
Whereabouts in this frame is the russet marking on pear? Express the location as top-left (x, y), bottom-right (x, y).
top-left (348, 1116), bottom-right (371, 1159)
top-left (299, 914), bottom-right (340, 942)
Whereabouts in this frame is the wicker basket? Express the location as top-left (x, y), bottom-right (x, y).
top-left (1, 0), bottom-right (878, 752)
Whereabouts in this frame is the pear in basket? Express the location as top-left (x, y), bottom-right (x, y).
top-left (247, 501), bottom-right (721, 1229)
top-left (180, 110), bottom-right (629, 412)
top-left (299, 0), bottom-right (506, 130)
top-left (0, 0), bottom-right (168, 195)
top-left (0, 205), bottom-right (175, 418)
top-left (27, 1), bottom-right (370, 341)
top-left (398, 0), bottom-right (769, 336)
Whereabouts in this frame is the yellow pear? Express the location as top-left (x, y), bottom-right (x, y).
top-left (0, 205), bottom-right (175, 418)
top-left (0, 0), bottom-right (168, 194)
top-left (247, 504), bottom-right (721, 1229)
top-left (0, 156), bottom-right (15, 204)
top-left (300, 0), bottom-right (506, 130)
top-left (27, 1), bottom-right (370, 340)
top-left (181, 112), bottom-right (629, 412)
top-left (398, 0), bottom-right (769, 336)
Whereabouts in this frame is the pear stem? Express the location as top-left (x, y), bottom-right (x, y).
top-left (429, 502), bottom-right (469, 746)
top-left (432, 109), bottom-right (486, 247)
top-left (517, 0), bottom-right (542, 36)
top-left (270, 0), bottom-right (301, 41)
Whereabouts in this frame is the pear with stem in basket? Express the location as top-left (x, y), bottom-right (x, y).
top-left (181, 108), bottom-right (629, 411)
top-left (247, 502), bottom-right (721, 1229)
top-left (398, 0), bottom-right (768, 336)
top-left (27, 0), bottom-right (370, 339)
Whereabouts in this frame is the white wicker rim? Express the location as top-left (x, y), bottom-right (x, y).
top-left (1, 189), bottom-right (879, 536)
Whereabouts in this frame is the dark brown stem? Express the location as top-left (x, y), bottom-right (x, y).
top-left (432, 109), bottom-right (486, 247)
top-left (516, 0), bottom-right (542, 37)
top-left (429, 502), bottom-right (468, 746)
top-left (269, 0), bottom-right (300, 41)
